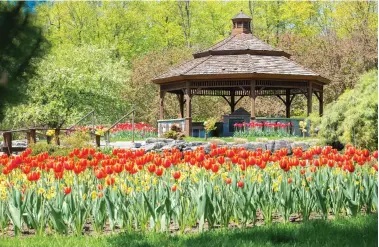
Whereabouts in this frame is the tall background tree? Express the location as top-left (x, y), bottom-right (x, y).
top-left (0, 1), bottom-right (45, 122)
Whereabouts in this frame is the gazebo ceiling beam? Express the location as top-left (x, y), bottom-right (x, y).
top-left (290, 94), bottom-right (296, 105)
top-left (313, 91), bottom-right (321, 101)
top-left (221, 95), bottom-right (232, 106)
top-left (235, 96), bottom-right (244, 105)
top-left (276, 95), bottom-right (286, 105)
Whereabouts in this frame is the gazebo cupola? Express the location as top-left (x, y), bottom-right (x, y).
top-left (153, 12), bottom-right (330, 137)
top-left (232, 11), bottom-right (252, 35)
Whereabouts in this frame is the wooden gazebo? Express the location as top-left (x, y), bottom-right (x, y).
top-left (152, 11), bottom-right (329, 136)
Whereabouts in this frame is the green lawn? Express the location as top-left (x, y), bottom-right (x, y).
top-left (110, 136), bottom-right (315, 143)
top-left (184, 136), bottom-right (314, 143)
top-left (1, 215), bottom-right (376, 247)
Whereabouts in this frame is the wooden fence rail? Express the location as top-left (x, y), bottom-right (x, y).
top-left (1, 107), bottom-right (136, 155)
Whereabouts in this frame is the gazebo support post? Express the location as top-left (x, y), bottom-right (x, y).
top-left (178, 93), bottom-right (185, 118)
top-left (185, 82), bottom-right (192, 136)
top-left (250, 80), bottom-right (256, 121)
top-left (159, 89), bottom-right (165, 120)
top-left (285, 89), bottom-right (291, 118)
top-left (230, 90), bottom-right (235, 113)
top-left (319, 91), bottom-right (323, 116)
top-left (307, 82), bottom-right (312, 116)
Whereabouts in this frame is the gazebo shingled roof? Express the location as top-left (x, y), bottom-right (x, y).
top-left (152, 11), bottom-right (329, 137)
top-left (153, 32), bottom-right (328, 83)
top-left (232, 11), bottom-right (252, 20)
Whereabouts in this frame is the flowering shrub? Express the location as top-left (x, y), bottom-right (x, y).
top-left (46, 129), bottom-right (55, 137)
top-left (0, 145), bottom-right (377, 235)
top-left (234, 121), bottom-right (293, 138)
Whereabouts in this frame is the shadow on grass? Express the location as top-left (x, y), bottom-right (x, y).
top-left (107, 215), bottom-right (378, 247)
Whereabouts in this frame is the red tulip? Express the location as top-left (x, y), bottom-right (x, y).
top-left (155, 167), bottom-right (164, 176)
top-left (27, 171), bottom-right (40, 182)
top-left (21, 165), bottom-right (31, 174)
top-left (362, 149), bottom-right (370, 157)
top-left (55, 171), bottom-right (63, 179)
top-left (106, 177), bottom-right (115, 186)
top-left (97, 184), bottom-right (104, 190)
top-left (210, 149), bottom-right (218, 157)
top-left (147, 164), bottom-right (156, 173)
top-left (204, 160), bottom-right (212, 170)
top-left (113, 163), bottom-right (123, 173)
top-left (217, 156), bottom-right (225, 165)
top-left (299, 160), bottom-right (306, 167)
top-left (98, 192), bottom-right (104, 198)
top-left (225, 150), bottom-right (234, 158)
top-left (64, 186), bottom-right (71, 195)
top-left (211, 164), bottom-right (219, 173)
top-left (95, 168), bottom-right (106, 179)
top-left (163, 158), bottom-right (171, 168)
top-left (327, 160), bottom-right (334, 168)
top-left (225, 178), bottom-right (232, 184)
top-left (172, 171), bottom-right (181, 180)
top-left (373, 151), bottom-right (378, 160)
top-left (313, 159), bottom-right (320, 167)
top-left (237, 180), bottom-right (244, 188)
top-left (196, 152), bottom-right (205, 162)
top-left (171, 184), bottom-right (177, 192)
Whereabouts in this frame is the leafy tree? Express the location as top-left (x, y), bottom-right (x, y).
top-left (0, 1), bottom-right (45, 121)
top-left (1, 45), bottom-right (130, 129)
top-left (204, 118), bottom-right (217, 140)
top-left (319, 70), bottom-right (378, 150)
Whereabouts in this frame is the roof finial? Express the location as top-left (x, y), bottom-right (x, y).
top-left (231, 11), bottom-right (252, 35)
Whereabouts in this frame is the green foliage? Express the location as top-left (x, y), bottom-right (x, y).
top-left (163, 124), bottom-right (185, 140)
top-left (60, 131), bottom-right (92, 149)
top-left (29, 142), bottom-right (59, 156)
top-left (204, 118), bottom-right (217, 134)
top-left (30, 131), bottom-right (93, 156)
top-left (319, 70), bottom-right (378, 150)
top-left (100, 146), bottom-right (113, 155)
top-left (306, 112), bottom-right (322, 137)
top-left (29, 142), bottom-right (73, 157)
top-left (0, 2), bottom-right (45, 121)
top-left (299, 121), bottom-right (307, 138)
top-left (2, 45), bottom-right (130, 128)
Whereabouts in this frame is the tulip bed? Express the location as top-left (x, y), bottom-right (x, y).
top-left (0, 145), bottom-right (377, 236)
top-left (233, 121), bottom-right (293, 138)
